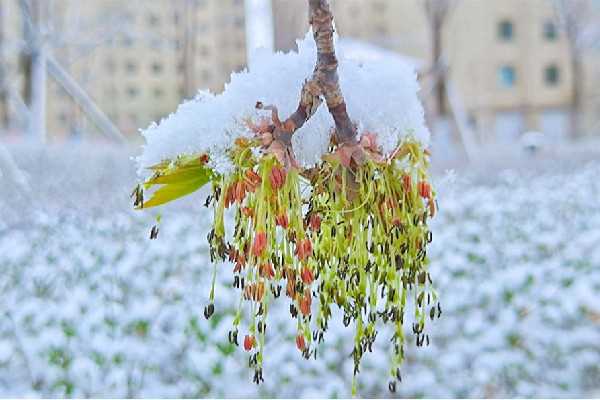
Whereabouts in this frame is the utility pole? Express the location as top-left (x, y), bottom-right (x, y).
top-left (20, 0), bottom-right (47, 143)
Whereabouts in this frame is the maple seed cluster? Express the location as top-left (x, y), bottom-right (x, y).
top-left (206, 136), bottom-right (316, 384)
top-left (307, 140), bottom-right (440, 394)
top-left (200, 129), bottom-right (439, 392)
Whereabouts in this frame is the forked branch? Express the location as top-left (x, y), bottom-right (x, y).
top-left (257, 0), bottom-right (358, 167)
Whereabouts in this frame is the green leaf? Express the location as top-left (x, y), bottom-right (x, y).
top-left (140, 172), bottom-right (211, 209)
top-left (145, 166), bottom-right (207, 185)
top-left (136, 153), bottom-right (217, 209)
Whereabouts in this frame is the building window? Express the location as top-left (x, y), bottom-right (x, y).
top-left (58, 112), bottom-right (68, 124)
top-left (153, 88), bottom-right (164, 98)
top-left (125, 61), bottom-right (137, 73)
top-left (126, 86), bottom-right (139, 98)
top-left (543, 20), bottom-right (558, 41)
top-left (498, 20), bottom-right (514, 41)
top-left (498, 65), bottom-right (516, 88)
top-left (544, 64), bottom-right (560, 86)
top-left (376, 25), bottom-right (388, 36)
top-left (151, 62), bottom-right (163, 74)
top-left (150, 38), bottom-right (163, 49)
top-left (148, 14), bottom-right (160, 26)
top-left (122, 36), bottom-right (133, 48)
top-left (234, 16), bottom-right (244, 29)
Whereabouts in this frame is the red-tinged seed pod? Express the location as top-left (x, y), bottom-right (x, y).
top-left (418, 181), bottom-right (432, 199)
top-left (235, 137), bottom-right (250, 147)
top-left (275, 167), bottom-right (284, 188)
top-left (286, 279), bottom-right (296, 298)
top-left (228, 249), bottom-right (238, 263)
top-left (260, 263), bottom-right (275, 279)
top-left (275, 213), bottom-right (289, 229)
top-left (256, 281), bottom-right (265, 301)
top-left (402, 174), bottom-right (412, 193)
top-left (282, 266), bottom-right (291, 280)
top-left (429, 199), bottom-right (436, 218)
top-left (392, 218), bottom-right (402, 227)
top-left (234, 182), bottom-right (244, 203)
top-left (244, 284), bottom-right (253, 300)
top-left (386, 198), bottom-right (396, 210)
top-left (244, 179), bottom-right (257, 193)
top-left (242, 207), bottom-right (254, 218)
top-left (245, 169), bottom-right (262, 185)
top-left (299, 290), bottom-right (312, 316)
top-left (296, 334), bottom-right (306, 351)
top-left (269, 168), bottom-right (279, 190)
top-left (301, 266), bottom-right (314, 285)
top-left (198, 154), bottom-right (209, 164)
top-left (244, 335), bottom-right (255, 351)
top-left (295, 244), bottom-right (303, 260)
top-left (252, 232), bottom-right (267, 257)
top-left (309, 214), bottom-right (321, 231)
top-left (270, 166), bottom-right (287, 190)
top-left (279, 168), bottom-right (287, 187)
top-left (303, 239), bottom-right (312, 257)
top-left (225, 185), bottom-right (235, 208)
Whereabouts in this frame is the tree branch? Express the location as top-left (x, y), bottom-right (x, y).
top-left (257, 0), bottom-right (358, 165)
top-left (309, 0), bottom-right (357, 145)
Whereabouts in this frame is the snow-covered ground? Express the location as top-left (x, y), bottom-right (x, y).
top-left (0, 143), bottom-right (599, 397)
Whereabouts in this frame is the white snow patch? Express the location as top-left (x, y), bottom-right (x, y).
top-left (137, 33), bottom-right (428, 176)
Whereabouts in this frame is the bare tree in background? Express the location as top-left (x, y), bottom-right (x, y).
top-left (19, 0), bottom-right (48, 142)
top-left (423, 0), bottom-right (454, 120)
top-left (0, 2), bottom-right (9, 128)
top-left (554, 0), bottom-right (600, 138)
top-left (5, 0), bottom-right (126, 142)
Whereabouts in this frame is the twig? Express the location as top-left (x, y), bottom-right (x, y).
top-left (257, 0), bottom-right (358, 160)
top-left (309, 0), bottom-right (357, 145)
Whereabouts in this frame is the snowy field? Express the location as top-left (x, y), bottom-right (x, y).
top-left (0, 143), bottom-right (599, 398)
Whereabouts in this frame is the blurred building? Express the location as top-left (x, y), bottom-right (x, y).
top-left (0, 1), bottom-right (22, 130)
top-left (0, 0), bottom-right (246, 140)
top-left (272, 0), bottom-right (600, 142)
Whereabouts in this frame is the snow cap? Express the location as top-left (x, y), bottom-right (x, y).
top-left (137, 32), bottom-right (429, 176)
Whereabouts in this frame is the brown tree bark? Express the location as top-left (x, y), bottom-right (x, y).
top-left (424, 0), bottom-right (453, 119)
top-left (569, 53), bottom-right (583, 138)
top-left (258, 0), bottom-right (358, 165)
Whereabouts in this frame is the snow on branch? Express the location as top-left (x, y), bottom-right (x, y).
top-left (137, 9), bottom-right (428, 176)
